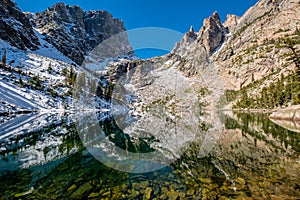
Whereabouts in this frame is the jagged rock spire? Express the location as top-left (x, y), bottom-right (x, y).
top-left (223, 14), bottom-right (240, 33)
top-left (189, 25), bottom-right (195, 33)
top-left (198, 11), bottom-right (227, 55)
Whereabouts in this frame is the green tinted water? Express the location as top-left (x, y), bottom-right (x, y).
top-left (0, 112), bottom-right (299, 199)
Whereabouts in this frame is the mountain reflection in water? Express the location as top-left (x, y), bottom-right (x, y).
top-left (0, 111), bottom-right (299, 199)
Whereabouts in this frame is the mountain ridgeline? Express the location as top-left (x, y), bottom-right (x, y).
top-left (174, 0), bottom-right (300, 109)
top-left (28, 3), bottom-right (127, 64)
top-left (0, 0), bottom-right (299, 114)
top-left (1, 1), bottom-right (300, 199)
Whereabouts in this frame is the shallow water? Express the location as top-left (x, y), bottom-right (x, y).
top-left (0, 111), bottom-right (299, 199)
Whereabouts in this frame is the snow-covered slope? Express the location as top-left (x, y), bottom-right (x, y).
top-left (0, 34), bottom-right (77, 115)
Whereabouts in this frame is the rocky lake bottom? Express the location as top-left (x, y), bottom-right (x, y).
top-left (0, 111), bottom-right (299, 199)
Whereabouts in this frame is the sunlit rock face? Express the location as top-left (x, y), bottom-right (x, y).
top-left (223, 14), bottom-right (240, 33)
top-left (197, 11), bottom-right (227, 55)
top-left (212, 0), bottom-right (300, 91)
top-left (172, 12), bottom-right (227, 57)
top-left (270, 105), bottom-right (300, 133)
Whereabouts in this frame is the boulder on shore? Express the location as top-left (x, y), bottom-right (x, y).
top-left (269, 105), bottom-right (300, 133)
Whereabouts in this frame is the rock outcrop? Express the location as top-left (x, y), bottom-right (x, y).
top-left (172, 11), bottom-right (228, 57)
top-left (223, 14), bottom-right (240, 33)
top-left (270, 105), bottom-right (300, 133)
top-left (29, 3), bottom-right (129, 64)
top-left (171, 25), bottom-right (198, 56)
top-left (197, 11), bottom-right (227, 55)
top-left (0, 0), bottom-right (40, 50)
top-left (171, 12), bottom-right (228, 77)
top-left (270, 105), bottom-right (300, 122)
top-left (212, 0), bottom-right (300, 90)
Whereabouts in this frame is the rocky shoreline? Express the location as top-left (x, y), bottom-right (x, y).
top-left (269, 105), bottom-right (300, 122)
top-left (269, 105), bottom-right (300, 133)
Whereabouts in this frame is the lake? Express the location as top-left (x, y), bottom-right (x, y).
top-left (0, 111), bottom-right (299, 199)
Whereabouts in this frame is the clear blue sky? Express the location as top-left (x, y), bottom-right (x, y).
top-left (14, 0), bottom-right (258, 58)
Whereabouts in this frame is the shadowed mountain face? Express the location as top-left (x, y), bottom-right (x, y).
top-left (0, 0), bottom-right (40, 50)
top-left (0, 0), bottom-right (129, 64)
top-left (28, 3), bottom-right (128, 64)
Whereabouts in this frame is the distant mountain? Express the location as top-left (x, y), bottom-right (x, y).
top-left (0, 0), bottom-right (130, 65)
top-left (27, 2), bottom-right (129, 64)
top-left (0, 0), bottom-right (132, 115)
top-left (1, 0), bottom-right (300, 116)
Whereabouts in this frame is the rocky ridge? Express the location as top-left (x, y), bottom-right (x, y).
top-left (172, 11), bottom-right (227, 58)
top-left (212, 0), bottom-right (300, 91)
top-left (170, 0), bottom-right (299, 109)
top-left (28, 2), bottom-right (129, 64)
top-left (1, 0), bottom-right (299, 114)
top-left (0, 0), bottom-right (40, 50)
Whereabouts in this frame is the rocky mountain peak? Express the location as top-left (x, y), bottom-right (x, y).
top-left (205, 11), bottom-right (221, 26)
top-left (32, 3), bottom-right (85, 29)
top-left (0, 0), bottom-right (40, 50)
top-left (171, 25), bottom-right (198, 56)
top-left (197, 11), bottom-right (227, 55)
top-left (223, 14), bottom-right (240, 33)
top-left (30, 3), bottom-right (128, 64)
top-left (48, 2), bottom-right (84, 24)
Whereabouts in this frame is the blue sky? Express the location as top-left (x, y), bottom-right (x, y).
top-left (15, 0), bottom-right (258, 58)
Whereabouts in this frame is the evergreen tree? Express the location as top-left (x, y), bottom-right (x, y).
top-left (104, 82), bottom-right (114, 101)
top-left (33, 74), bottom-right (41, 88)
top-left (90, 79), bottom-right (96, 95)
top-left (1, 49), bottom-right (6, 68)
top-left (96, 82), bottom-right (104, 98)
top-left (281, 31), bottom-right (300, 80)
top-left (292, 92), bottom-right (300, 105)
top-left (268, 82), bottom-right (275, 108)
top-left (68, 66), bottom-right (76, 86)
top-left (19, 76), bottom-right (23, 87)
top-left (261, 87), bottom-right (268, 108)
top-left (62, 67), bottom-right (68, 76)
top-left (47, 63), bottom-right (52, 74)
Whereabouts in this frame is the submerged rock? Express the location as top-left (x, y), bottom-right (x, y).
top-left (166, 190), bottom-right (179, 200)
top-left (14, 187), bottom-right (34, 198)
top-left (67, 184), bottom-right (77, 193)
top-left (71, 182), bottom-right (93, 199)
top-left (88, 192), bottom-right (99, 198)
top-left (143, 187), bottom-right (153, 200)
